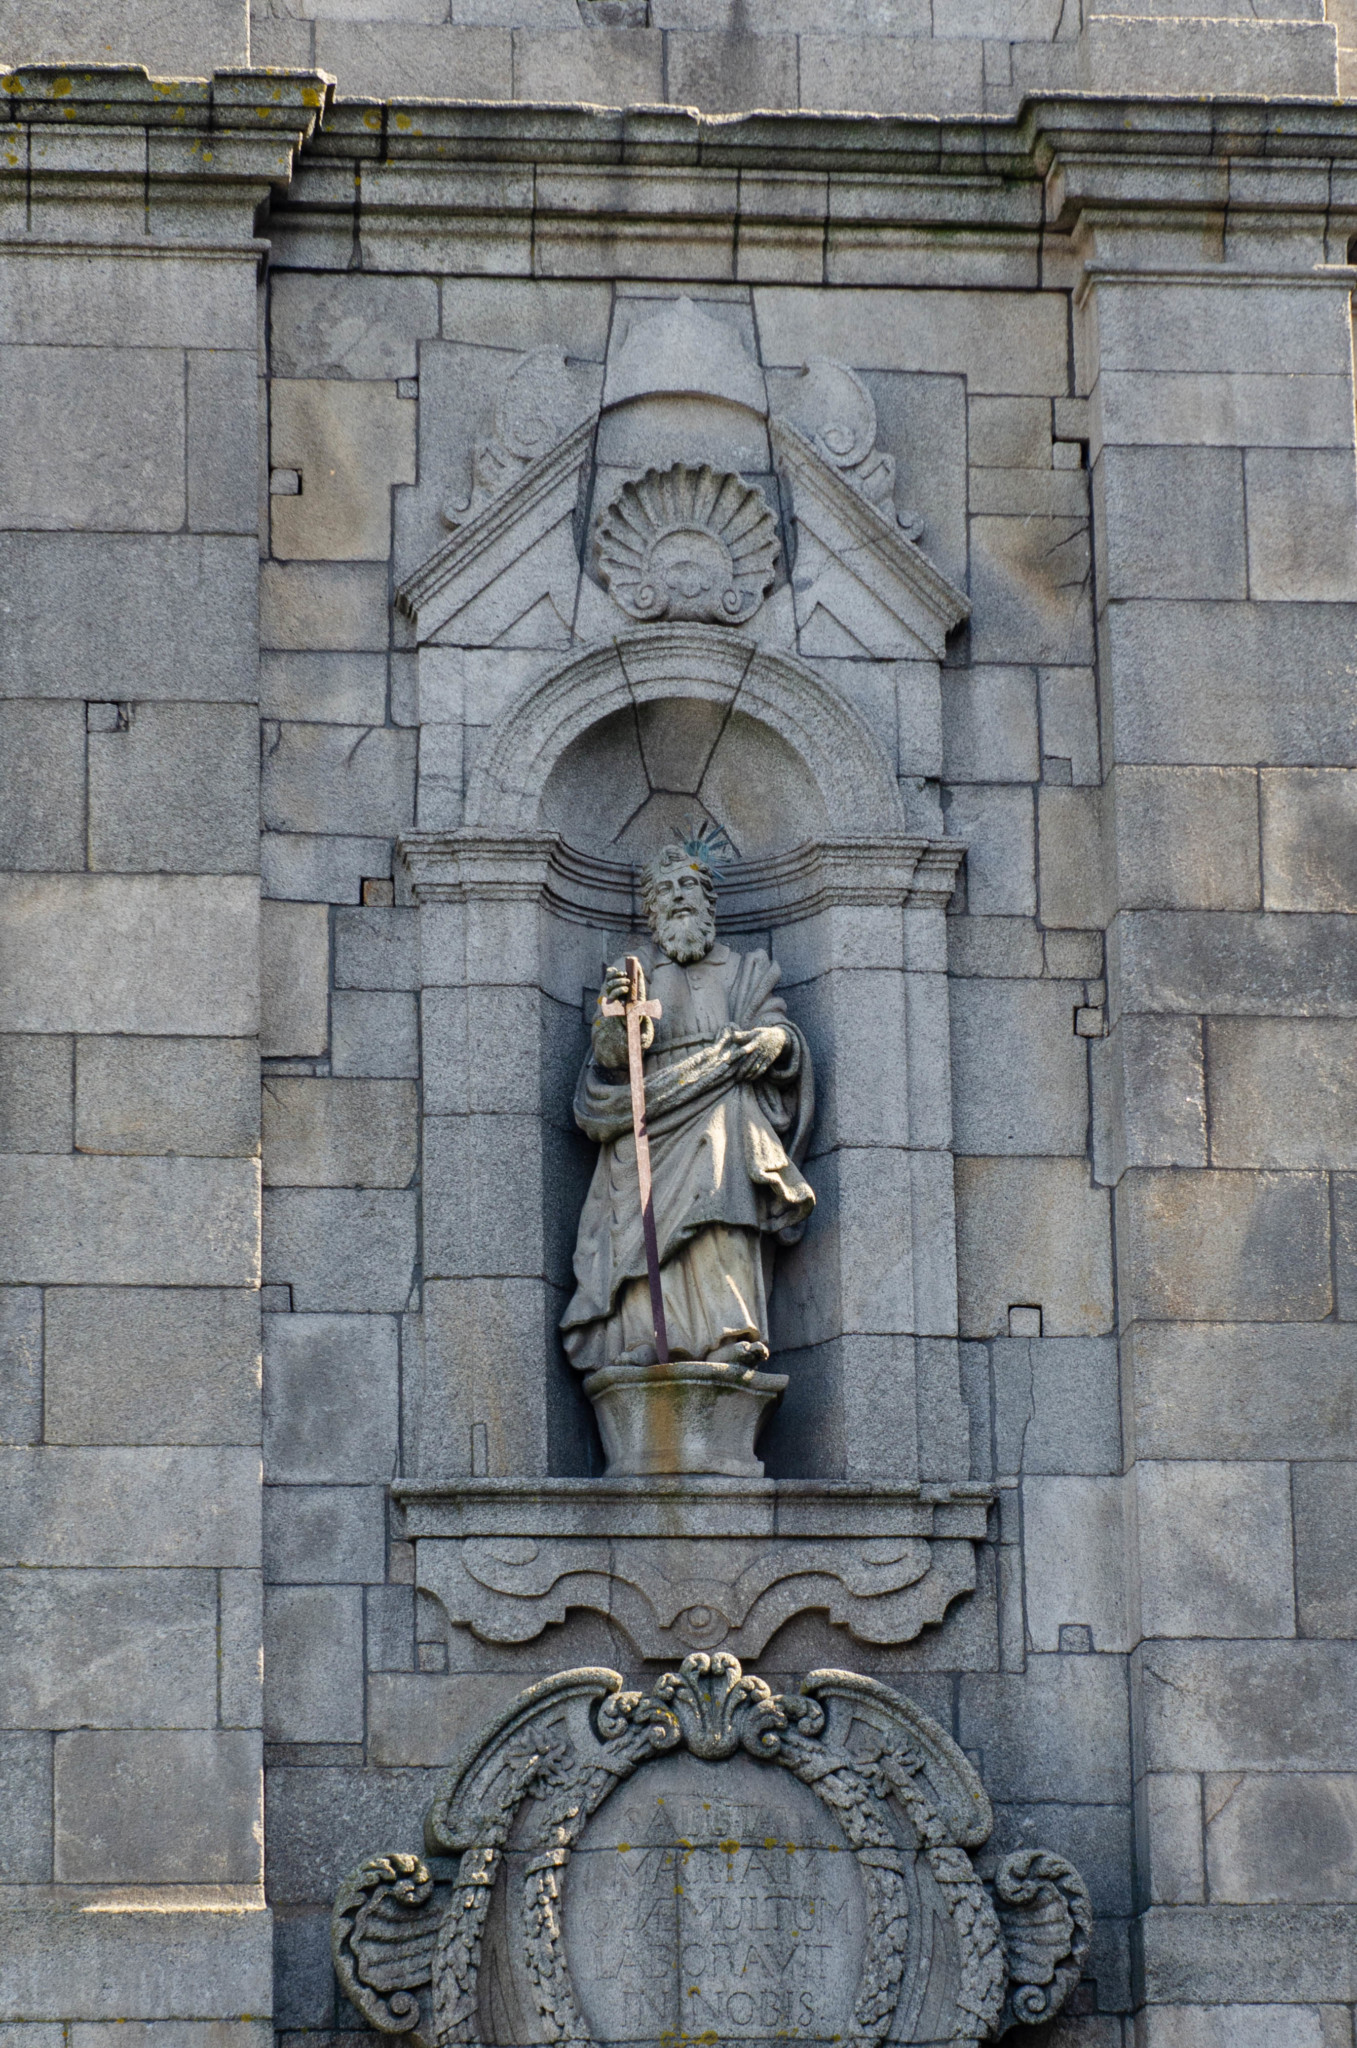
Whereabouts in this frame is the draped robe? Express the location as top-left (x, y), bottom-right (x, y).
top-left (560, 939), bottom-right (815, 1373)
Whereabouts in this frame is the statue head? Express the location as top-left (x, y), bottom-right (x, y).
top-left (640, 843), bottom-right (718, 966)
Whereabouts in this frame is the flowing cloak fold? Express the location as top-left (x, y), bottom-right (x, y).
top-left (560, 942), bottom-right (815, 1347)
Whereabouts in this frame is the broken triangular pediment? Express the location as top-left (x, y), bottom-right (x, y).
top-left (772, 417), bottom-right (970, 662)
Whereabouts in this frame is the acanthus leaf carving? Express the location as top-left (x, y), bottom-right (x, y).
top-left (776, 356), bottom-right (924, 540)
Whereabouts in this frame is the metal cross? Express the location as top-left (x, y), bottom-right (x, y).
top-left (601, 954), bottom-right (669, 1365)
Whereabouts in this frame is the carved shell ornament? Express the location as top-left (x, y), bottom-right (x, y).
top-left (595, 463), bottom-right (780, 624)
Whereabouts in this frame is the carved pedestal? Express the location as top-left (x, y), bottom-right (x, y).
top-left (394, 1476), bottom-right (993, 1658)
top-left (583, 1360), bottom-right (787, 1477)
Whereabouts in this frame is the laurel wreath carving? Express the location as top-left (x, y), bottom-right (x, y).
top-left (331, 1654), bottom-right (1085, 2048)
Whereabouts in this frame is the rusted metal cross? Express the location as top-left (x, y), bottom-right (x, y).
top-left (601, 954), bottom-right (670, 1366)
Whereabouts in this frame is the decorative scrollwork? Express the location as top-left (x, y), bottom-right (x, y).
top-left (332, 1853), bottom-right (442, 2040)
top-left (993, 1848), bottom-right (1093, 2031)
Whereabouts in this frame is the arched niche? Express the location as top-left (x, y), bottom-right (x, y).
top-left (400, 627), bottom-right (968, 1490)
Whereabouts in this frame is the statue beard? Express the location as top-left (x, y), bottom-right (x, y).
top-left (654, 903), bottom-right (716, 966)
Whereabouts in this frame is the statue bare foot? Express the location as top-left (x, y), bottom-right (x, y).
top-left (707, 1339), bottom-right (769, 1367)
top-left (612, 1342), bottom-right (658, 1367)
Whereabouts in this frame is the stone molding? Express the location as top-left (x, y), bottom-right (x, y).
top-left (331, 1655), bottom-right (1090, 2046)
top-left (395, 1476), bottom-right (993, 1656)
top-left (398, 829), bottom-right (966, 929)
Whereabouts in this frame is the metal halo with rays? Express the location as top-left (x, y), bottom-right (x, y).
top-left (680, 818), bottom-right (736, 882)
top-left (594, 463), bottom-right (780, 625)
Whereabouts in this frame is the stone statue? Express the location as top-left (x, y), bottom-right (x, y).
top-left (561, 841), bottom-right (815, 1380)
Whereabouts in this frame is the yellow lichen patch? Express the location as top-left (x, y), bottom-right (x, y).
top-left (362, 108), bottom-right (381, 129)
top-left (52, 75), bottom-right (72, 95)
top-left (302, 87), bottom-right (321, 107)
top-left (718, 1839), bottom-right (739, 1857)
top-left (615, 1842), bottom-right (631, 1853)
top-left (2, 75), bottom-right (23, 93)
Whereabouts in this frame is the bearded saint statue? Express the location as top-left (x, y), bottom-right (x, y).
top-left (560, 840), bottom-right (815, 1376)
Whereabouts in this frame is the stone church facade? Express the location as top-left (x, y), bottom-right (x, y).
top-left (2, 0), bottom-right (1357, 2040)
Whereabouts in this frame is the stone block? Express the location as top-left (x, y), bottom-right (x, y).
top-left (71, 2029), bottom-right (271, 2048)
top-left (262, 1078), bottom-right (417, 1189)
top-left (271, 381), bottom-right (416, 562)
top-left (1101, 601), bottom-right (1357, 766)
top-left (0, 874), bottom-right (258, 1036)
top-left (261, 650), bottom-right (389, 726)
top-left (1112, 910), bottom-right (1357, 1019)
top-left (1128, 1322), bottom-right (1357, 1462)
top-left (1094, 279), bottom-right (1350, 380)
top-left (0, 1731), bottom-right (51, 1882)
top-left (947, 916), bottom-right (1044, 979)
top-left (262, 722), bottom-right (415, 839)
top-left (334, 905), bottom-right (420, 990)
top-left (1037, 786), bottom-right (1106, 931)
top-left (1136, 1640), bottom-right (1357, 1772)
top-left (756, 286), bottom-right (1069, 397)
top-left (0, 1154), bottom-right (259, 1288)
top-left (1208, 1018), bottom-right (1357, 1168)
top-left (1294, 1464), bottom-right (1357, 1639)
top-left (968, 514), bottom-right (1093, 667)
top-left (950, 978), bottom-right (1088, 1157)
top-left (439, 280), bottom-right (611, 357)
top-left (264, 1484), bottom-right (385, 1584)
top-left (88, 700), bottom-right (257, 875)
top-left (512, 27), bottom-right (663, 103)
top-left (261, 900), bottom-right (330, 1060)
top-left (1245, 448), bottom-right (1357, 602)
top-left (1038, 665), bottom-right (1101, 786)
top-left (312, 21), bottom-right (513, 98)
top-left (0, 345), bottom-right (185, 531)
top-left (54, 1729), bottom-right (261, 1883)
top-left (263, 1313), bottom-right (399, 1482)
top-left (0, 250), bottom-right (254, 353)
top-left (75, 1036), bottom-right (258, 1158)
top-left (220, 1568), bottom-right (263, 1730)
top-left (988, 1798), bottom-right (1132, 1919)
top-left (664, 30), bottom-right (798, 112)
top-left (1138, 2007), bottom-right (1352, 2048)
top-left (967, 395), bottom-right (1050, 470)
top-left (264, 1585), bottom-right (364, 1744)
top-left (187, 349), bottom-right (259, 535)
top-left (955, 1156), bottom-right (1113, 1338)
top-left (259, 561), bottom-right (390, 653)
top-left (1137, 1460), bottom-right (1294, 1641)
top-left (332, 991), bottom-right (420, 1079)
top-left (940, 665), bottom-right (1038, 784)
top-left (1095, 445), bottom-right (1246, 601)
top-left (1142, 1772), bottom-right (1205, 1905)
top-left (274, 1907), bottom-right (335, 2029)
top-left (0, 1896), bottom-right (272, 2021)
top-left (0, 700), bottom-right (85, 869)
top-left (0, 1568), bottom-right (216, 1726)
top-left (1023, 1475), bottom-right (1128, 1653)
top-left (1093, 1014), bottom-right (1207, 1184)
top-left (945, 785), bottom-right (1035, 917)
top-left (1116, 1168), bottom-right (1330, 1323)
top-left (271, 273), bottom-right (439, 382)
top-left (1110, 766), bottom-right (1259, 911)
top-left (1262, 768), bottom-right (1357, 913)
top-left (799, 33), bottom-right (983, 115)
top-left (0, 1289), bottom-right (41, 1446)
top-left (367, 1583), bottom-right (415, 1672)
top-left (1096, 366), bottom-right (1355, 452)
top-left (367, 1671), bottom-right (528, 1768)
top-left (424, 1115), bottom-right (545, 1279)
top-left (992, 1334), bottom-right (1121, 1475)
top-left (0, 534), bottom-right (257, 703)
top-left (43, 1286), bottom-right (259, 1447)
top-left (0, 1447), bottom-right (260, 1569)
top-left (1205, 1772), bottom-right (1357, 1904)
top-left (417, 1276), bottom-right (554, 1476)
top-left (263, 1188), bottom-right (417, 1312)
top-left (960, 1653), bottom-right (1130, 1802)
top-left (265, 1761), bottom-right (441, 1905)
top-left (0, 1035), bottom-right (72, 1153)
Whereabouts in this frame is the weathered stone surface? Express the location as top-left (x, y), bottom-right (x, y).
top-left (0, 1900), bottom-right (272, 2021)
top-left (271, 381), bottom-right (417, 561)
top-left (0, 875), bottom-right (258, 1037)
top-left (946, 784), bottom-right (1035, 916)
top-left (263, 1078), bottom-right (417, 1189)
top-left (1139, 1903), bottom-right (1357, 2006)
top-left (1294, 1463), bottom-right (1357, 1639)
top-left (941, 664), bottom-right (1038, 783)
top-left (992, 1334), bottom-right (1121, 1475)
top-left (1096, 445), bottom-right (1246, 601)
top-left (264, 1586), bottom-right (364, 1744)
top-left (333, 905), bottom-right (420, 990)
top-left (88, 701), bottom-right (258, 875)
top-left (1205, 1772), bottom-right (1357, 1904)
top-left (44, 1286), bottom-right (259, 1447)
top-left (262, 722), bottom-right (415, 838)
top-left (0, 1034), bottom-right (73, 1153)
top-left (364, 1670), bottom-right (525, 1768)
top-left (261, 650), bottom-right (389, 726)
top-left (1135, 1641), bottom-right (1357, 1772)
top-left (263, 1313), bottom-right (400, 1482)
top-left (0, 1731), bottom-right (52, 1881)
top-left (1245, 448), bottom-right (1357, 602)
top-left (1261, 767), bottom-right (1357, 913)
top-left (1137, 2008), bottom-right (1353, 2048)
top-left (265, 1762), bottom-right (440, 1905)
top-left (259, 560), bottom-right (390, 653)
top-left (1127, 1322), bottom-right (1357, 1461)
top-left (0, 1288), bottom-right (42, 1446)
top-left (950, 978), bottom-right (1088, 1156)
top-left (1112, 910), bottom-right (1357, 1017)
top-left (263, 1190), bottom-right (417, 1312)
top-left (1208, 1018), bottom-right (1357, 1168)
top-left (75, 1036), bottom-right (259, 1159)
top-left (1142, 1772), bottom-right (1205, 1906)
top-left (261, 900), bottom-right (330, 1060)
top-left (1022, 1474), bottom-right (1128, 1653)
top-left (0, 1448), bottom-right (261, 1569)
top-left (271, 273), bottom-right (439, 382)
top-left (54, 1729), bottom-right (262, 1883)
top-left (0, 1156), bottom-right (259, 1288)
top-left (955, 1156), bottom-right (1113, 1338)
top-left (1110, 765), bottom-right (1259, 911)
top-left (0, 1568), bottom-right (216, 1727)
top-left (961, 1654), bottom-right (1130, 1802)
top-left (263, 1484), bottom-right (385, 1584)
top-left (0, 346), bottom-right (186, 531)
top-left (1036, 786), bottom-right (1105, 931)
top-left (1136, 1460), bottom-right (1295, 1640)
top-left (331, 991), bottom-right (420, 1078)
top-left (0, 699), bottom-right (85, 870)
top-left (1117, 1168), bottom-right (1330, 1323)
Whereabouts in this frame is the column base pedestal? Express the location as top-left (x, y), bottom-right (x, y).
top-left (582, 1360), bottom-right (788, 1477)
